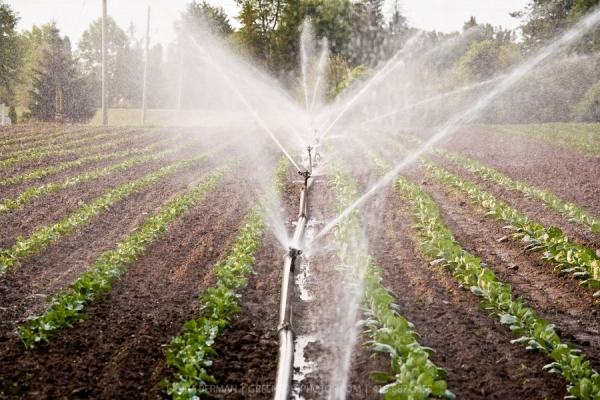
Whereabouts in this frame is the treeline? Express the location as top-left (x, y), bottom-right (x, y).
top-left (2, 0), bottom-right (600, 124)
top-left (197, 0), bottom-right (600, 124)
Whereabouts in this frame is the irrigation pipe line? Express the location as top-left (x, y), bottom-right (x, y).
top-left (274, 147), bottom-right (314, 399)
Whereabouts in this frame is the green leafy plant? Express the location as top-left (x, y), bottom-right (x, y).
top-left (399, 132), bottom-right (600, 233)
top-left (386, 134), bottom-right (600, 295)
top-left (161, 156), bottom-right (290, 399)
top-left (0, 128), bottom-right (158, 168)
top-left (0, 134), bottom-right (174, 188)
top-left (328, 148), bottom-right (453, 400)
top-left (2, 128), bottom-right (132, 159)
top-left (0, 126), bottom-right (84, 150)
top-left (0, 135), bottom-right (207, 216)
top-left (17, 150), bottom-right (263, 349)
top-left (0, 142), bottom-right (231, 276)
top-left (358, 138), bottom-right (600, 400)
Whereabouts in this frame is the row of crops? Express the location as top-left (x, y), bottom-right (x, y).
top-left (0, 126), bottom-right (283, 397)
top-left (0, 124), bottom-right (599, 399)
top-left (350, 135), bottom-right (600, 399)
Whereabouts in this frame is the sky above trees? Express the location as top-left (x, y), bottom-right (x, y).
top-left (7, 0), bottom-right (527, 47)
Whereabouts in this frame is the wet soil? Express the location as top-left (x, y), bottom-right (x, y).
top-left (0, 124), bottom-right (599, 399)
top-left (0, 129), bottom-right (178, 200)
top-left (0, 147), bottom-right (268, 399)
top-left (0, 128), bottom-right (165, 182)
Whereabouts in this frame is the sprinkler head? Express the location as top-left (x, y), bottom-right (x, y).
top-left (298, 170), bottom-right (311, 186)
top-left (288, 247), bottom-right (302, 259)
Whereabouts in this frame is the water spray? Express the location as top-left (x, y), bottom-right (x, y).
top-left (186, 34), bottom-right (304, 173)
top-left (315, 7), bottom-right (600, 242)
top-left (358, 75), bottom-right (504, 126)
top-left (319, 33), bottom-right (424, 140)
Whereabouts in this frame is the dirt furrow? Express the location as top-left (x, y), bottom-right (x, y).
top-left (0, 144), bottom-right (239, 338)
top-left (427, 128), bottom-right (600, 217)
top-left (339, 139), bottom-right (567, 399)
top-left (0, 138), bottom-right (230, 250)
top-left (419, 173), bottom-right (600, 361)
top-left (0, 154), bottom-right (262, 399)
top-left (0, 129), bottom-right (188, 200)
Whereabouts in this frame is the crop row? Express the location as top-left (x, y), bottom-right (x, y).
top-left (383, 135), bottom-right (600, 296)
top-left (1, 127), bottom-right (137, 159)
top-left (0, 128), bottom-right (159, 169)
top-left (328, 147), bottom-right (453, 400)
top-left (0, 126), bottom-right (87, 148)
top-left (398, 133), bottom-right (600, 233)
top-left (0, 142), bottom-right (231, 276)
top-left (161, 156), bottom-right (289, 399)
top-left (0, 134), bottom-right (207, 216)
top-left (17, 147), bottom-right (261, 349)
top-left (358, 138), bottom-right (600, 399)
top-left (0, 133), bottom-right (179, 188)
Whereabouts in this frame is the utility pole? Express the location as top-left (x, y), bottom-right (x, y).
top-left (102, 0), bottom-right (108, 125)
top-left (142, 6), bottom-right (150, 125)
top-left (177, 36), bottom-right (184, 115)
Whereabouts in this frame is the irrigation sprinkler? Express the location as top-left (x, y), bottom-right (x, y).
top-left (274, 150), bottom-right (313, 399)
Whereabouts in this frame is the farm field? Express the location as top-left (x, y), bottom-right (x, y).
top-left (0, 123), bottom-right (599, 399)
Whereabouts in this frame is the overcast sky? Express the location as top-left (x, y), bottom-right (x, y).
top-left (6, 0), bottom-right (529, 49)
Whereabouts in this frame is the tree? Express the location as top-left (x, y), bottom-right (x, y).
top-left (29, 23), bottom-right (95, 123)
top-left (233, 0), bottom-right (285, 65)
top-left (383, 1), bottom-right (410, 57)
top-left (456, 39), bottom-right (521, 81)
top-left (271, 0), bottom-right (356, 78)
top-left (181, 1), bottom-right (234, 38)
top-left (0, 1), bottom-right (23, 105)
top-left (13, 25), bottom-right (52, 108)
top-left (78, 17), bottom-right (144, 107)
top-left (512, 0), bottom-right (600, 53)
top-left (348, 0), bottom-right (387, 67)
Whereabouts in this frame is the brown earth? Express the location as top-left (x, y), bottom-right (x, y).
top-left (0, 124), bottom-right (599, 399)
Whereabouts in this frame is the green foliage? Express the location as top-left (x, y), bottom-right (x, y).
top-left (328, 63), bottom-right (372, 100)
top-left (232, 0), bottom-right (283, 65)
top-left (182, 1), bottom-right (234, 38)
top-left (360, 137), bottom-right (600, 400)
top-left (29, 23), bottom-right (96, 123)
top-left (16, 149), bottom-right (260, 349)
top-left (327, 148), bottom-right (452, 400)
top-left (0, 1), bottom-right (23, 103)
top-left (0, 135), bottom-right (204, 217)
top-left (161, 156), bottom-right (289, 398)
top-left (8, 105), bottom-right (17, 124)
top-left (456, 39), bottom-right (521, 82)
top-left (0, 142), bottom-right (230, 277)
top-left (78, 17), bottom-right (143, 108)
top-left (514, 0), bottom-right (600, 54)
top-left (574, 80), bottom-right (600, 122)
top-left (0, 127), bottom-right (154, 169)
